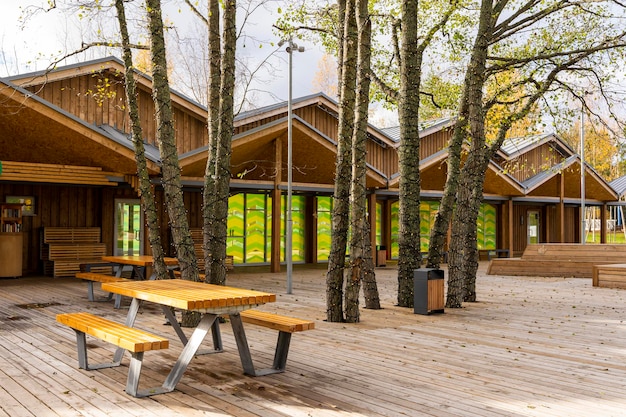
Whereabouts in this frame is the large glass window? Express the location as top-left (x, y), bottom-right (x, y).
top-left (389, 201), bottom-right (494, 257)
top-left (226, 194), bottom-right (245, 263)
top-left (226, 193), bottom-right (305, 265)
top-left (246, 194), bottom-right (267, 263)
top-left (288, 195), bottom-right (305, 262)
top-left (477, 203), bottom-right (497, 249)
top-left (317, 196), bottom-right (332, 261)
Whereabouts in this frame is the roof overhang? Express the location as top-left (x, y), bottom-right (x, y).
top-left (0, 79), bottom-right (160, 177)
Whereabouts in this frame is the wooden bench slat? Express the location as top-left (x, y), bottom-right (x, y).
top-left (239, 310), bottom-right (314, 333)
top-left (43, 227), bottom-right (102, 243)
top-left (75, 272), bottom-right (130, 284)
top-left (57, 311), bottom-right (169, 397)
top-left (56, 312), bottom-right (168, 352)
top-left (488, 244), bottom-right (626, 278)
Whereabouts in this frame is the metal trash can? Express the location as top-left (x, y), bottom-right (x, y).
top-left (376, 245), bottom-right (387, 267)
top-left (414, 268), bottom-right (445, 315)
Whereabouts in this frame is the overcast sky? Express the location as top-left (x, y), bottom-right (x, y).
top-left (0, 0), bottom-right (329, 109)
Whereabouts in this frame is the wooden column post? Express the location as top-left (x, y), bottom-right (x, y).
top-left (368, 192), bottom-right (378, 263)
top-left (508, 199), bottom-right (514, 256)
top-left (601, 203), bottom-right (607, 244)
top-left (559, 173), bottom-right (565, 243)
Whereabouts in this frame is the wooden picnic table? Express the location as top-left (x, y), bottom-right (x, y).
top-left (101, 279), bottom-right (276, 396)
top-left (101, 255), bottom-right (178, 280)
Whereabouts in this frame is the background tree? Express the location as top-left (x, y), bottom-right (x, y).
top-left (428, 0), bottom-right (626, 307)
top-left (312, 53), bottom-right (339, 98)
top-left (561, 119), bottom-right (621, 181)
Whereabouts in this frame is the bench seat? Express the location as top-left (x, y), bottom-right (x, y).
top-left (232, 310), bottom-right (314, 376)
top-left (57, 312), bottom-right (168, 397)
top-left (592, 263), bottom-right (626, 289)
top-left (239, 310), bottom-right (315, 333)
top-left (488, 244), bottom-right (626, 278)
top-left (75, 272), bottom-right (131, 308)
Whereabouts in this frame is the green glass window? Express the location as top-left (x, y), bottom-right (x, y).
top-left (289, 195), bottom-right (305, 262)
top-left (477, 203), bottom-right (496, 250)
top-left (227, 194), bottom-right (245, 263)
top-left (317, 196), bottom-right (332, 261)
top-left (246, 194), bottom-right (267, 263)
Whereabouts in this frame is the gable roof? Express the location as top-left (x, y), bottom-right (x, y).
top-left (0, 77), bottom-right (161, 176)
top-left (6, 56), bottom-right (208, 120)
top-left (499, 132), bottom-right (575, 159)
top-left (381, 117), bottom-right (456, 143)
top-left (609, 175), bottom-right (626, 197)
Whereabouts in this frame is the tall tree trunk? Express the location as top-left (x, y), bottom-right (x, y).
top-left (114, 0), bottom-right (169, 281)
top-left (202, 0), bottom-right (222, 280)
top-left (396, 0), bottom-right (421, 307)
top-left (326, 0), bottom-right (357, 322)
top-left (445, 0), bottom-right (493, 307)
top-left (206, 0), bottom-right (236, 286)
top-left (425, 107), bottom-right (468, 270)
top-left (146, 0), bottom-right (199, 326)
top-left (145, 0), bottom-right (197, 280)
top-left (345, 0), bottom-right (379, 322)
top-left (462, 162), bottom-right (487, 302)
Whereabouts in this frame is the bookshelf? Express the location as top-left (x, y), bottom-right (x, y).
top-left (0, 203), bottom-right (23, 277)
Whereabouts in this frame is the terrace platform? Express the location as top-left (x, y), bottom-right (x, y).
top-left (1, 263), bottom-right (625, 416)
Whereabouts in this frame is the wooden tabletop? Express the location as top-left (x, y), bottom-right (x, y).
top-left (102, 279), bottom-right (276, 313)
top-left (101, 255), bottom-right (179, 267)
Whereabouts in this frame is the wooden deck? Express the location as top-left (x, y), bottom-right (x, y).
top-left (1, 264), bottom-right (626, 416)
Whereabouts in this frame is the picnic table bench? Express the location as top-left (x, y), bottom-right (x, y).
top-left (233, 310), bottom-right (315, 376)
top-left (74, 272), bottom-right (131, 308)
top-left (56, 312), bottom-right (169, 397)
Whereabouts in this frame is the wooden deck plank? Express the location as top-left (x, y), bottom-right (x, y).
top-left (1, 265), bottom-right (626, 416)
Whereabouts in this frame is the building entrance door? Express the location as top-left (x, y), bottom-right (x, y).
top-left (527, 210), bottom-right (540, 244)
top-left (114, 199), bottom-right (143, 256)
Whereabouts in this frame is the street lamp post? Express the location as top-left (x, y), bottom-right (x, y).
top-left (278, 38), bottom-right (304, 294)
top-left (580, 99), bottom-right (586, 245)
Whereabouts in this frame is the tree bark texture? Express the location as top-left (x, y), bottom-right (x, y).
top-left (145, 0), bottom-right (198, 282)
top-left (345, 0), bottom-right (379, 322)
top-left (445, 0), bottom-right (492, 308)
top-left (202, 0), bottom-right (222, 280)
top-left (326, 0), bottom-right (357, 323)
top-left (208, 0), bottom-right (236, 286)
top-left (115, 0), bottom-right (169, 280)
top-left (396, 0), bottom-right (421, 308)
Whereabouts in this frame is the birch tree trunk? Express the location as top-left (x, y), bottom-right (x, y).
top-left (345, 0), bottom-right (380, 322)
top-left (212, 0), bottom-right (236, 286)
top-left (396, 0), bottom-right (422, 307)
top-left (114, 0), bottom-right (169, 281)
top-left (206, 0), bottom-right (236, 286)
top-left (326, 0), bottom-right (356, 322)
top-left (202, 0), bottom-right (222, 280)
top-left (145, 0), bottom-right (198, 282)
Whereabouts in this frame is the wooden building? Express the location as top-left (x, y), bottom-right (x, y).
top-left (0, 57), bottom-right (618, 277)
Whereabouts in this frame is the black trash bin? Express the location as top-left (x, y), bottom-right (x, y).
top-left (414, 268), bottom-right (445, 315)
top-left (376, 245), bottom-right (387, 267)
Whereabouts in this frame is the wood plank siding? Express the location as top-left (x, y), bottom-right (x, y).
top-left (22, 69), bottom-right (209, 156)
top-left (500, 143), bottom-right (565, 183)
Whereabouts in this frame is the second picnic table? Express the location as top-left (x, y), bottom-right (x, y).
top-left (101, 255), bottom-right (179, 280)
